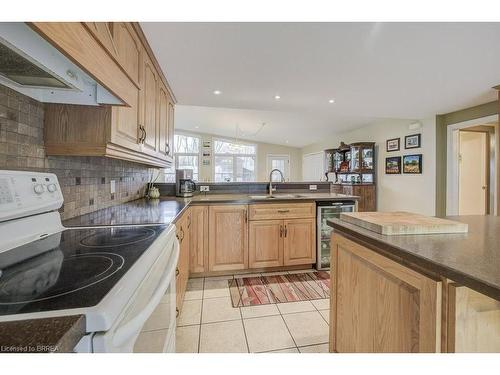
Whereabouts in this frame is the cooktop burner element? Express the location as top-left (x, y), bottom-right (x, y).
top-left (0, 252), bottom-right (124, 305)
top-left (0, 225), bottom-right (167, 316)
top-left (80, 227), bottom-right (156, 247)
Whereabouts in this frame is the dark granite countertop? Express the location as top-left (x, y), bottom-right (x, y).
top-left (64, 193), bottom-right (358, 227)
top-left (0, 315), bottom-right (85, 353)
top-left (63, 197), bottom-right (190, 227)
top-left (328, 215), bottom-right (500, 301)
top-left (189, 192), bottom-right (358, 204)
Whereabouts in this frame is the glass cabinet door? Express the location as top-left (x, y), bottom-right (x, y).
top-left (362, 147), bottom-right (374, 170)
top-left (351, 147), bottom-right (360, 171)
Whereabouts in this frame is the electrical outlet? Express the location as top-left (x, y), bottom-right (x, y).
top-left (110, 180), bottom-right (116, 194)
top-left (309, 184), bottom-right (317, 191)
top-left (200, 185), bottom-right (210, 192)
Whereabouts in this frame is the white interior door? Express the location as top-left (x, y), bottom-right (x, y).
top-left (302, 152), bottom-right (324, 181)
top-left (459, 131), bottom-right (487, 215)
top-left (267, 154), bottom-right (290, 181)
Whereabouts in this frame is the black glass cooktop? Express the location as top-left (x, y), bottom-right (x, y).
top-left (0, 225), bottom-right (168, 316)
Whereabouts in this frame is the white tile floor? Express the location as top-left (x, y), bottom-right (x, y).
top-left (175, 270), bottom-right (331, 353)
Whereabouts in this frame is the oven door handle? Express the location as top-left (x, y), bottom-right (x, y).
top-left (112, 238), bottom-right (180, 348)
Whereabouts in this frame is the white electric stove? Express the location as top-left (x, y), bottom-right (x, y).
top-left (0, 170), bottom-right (179, 352)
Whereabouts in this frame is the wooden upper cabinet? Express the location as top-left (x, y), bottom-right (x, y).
top-left (112, 23), bottom-right (141, 86)
top-left (158, 84), bottom-right (171, 158)
top-left (283, 218), bottom-right (316, 266)
top-left (110, 87), bottom-right (141, 152)
top-left (141, 53), bottom-right (159, 155)
top-left (33, 22), bottom-right (175, 168)
top-left (208, 205), bottom-right (248, 272)
top-left (249, 220), bottom-right (283, 268)
top-left (167, 96), bottom-right (175, 158)
top-left (190, 205), bottom-right (209, 274)
top-left (330, 233), bottom-right (441, 353)
top-left (84, 22), bottom-right (118, 58)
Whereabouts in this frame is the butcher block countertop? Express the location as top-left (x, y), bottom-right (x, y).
top-left (328, 215), bottom-right (500, 301)
top-left (340, 211), bottom-right (468, 235)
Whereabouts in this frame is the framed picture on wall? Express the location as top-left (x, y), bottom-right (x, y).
top-left (385, 156), bottom-right (401, 174)
top-left (403, 154), bottom-right (422, 174)
top-left (405, 134), bottom-right (421, 149)
top-left (386, 138), bottom-right (400, 152)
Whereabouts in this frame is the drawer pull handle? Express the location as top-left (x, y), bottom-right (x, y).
top-left (278, 209), bottom-right (290, 213)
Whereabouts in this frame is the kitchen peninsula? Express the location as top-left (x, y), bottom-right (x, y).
top-left (327, 214), bottom-right (500, 353)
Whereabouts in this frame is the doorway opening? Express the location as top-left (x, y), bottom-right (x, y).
top-left (267, 154), bottom-right (290, 181)
top-left (446, 116), bottom-right (498, 215)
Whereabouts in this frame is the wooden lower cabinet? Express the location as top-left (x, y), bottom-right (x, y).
top-left (208, 205), bottom-right (248, 272)
top-left (175, 208), bottom-right (191, 315)
top-left (283, 218), bottom-right (316, 266)
top-left (189, 205), bottom-right (209, 273)
top-left (249, 220), bottom-right (283, 268)
top-left (330, 233), bottom-right (442, 353)
top-left (447, 284), bottom-right (500, 352)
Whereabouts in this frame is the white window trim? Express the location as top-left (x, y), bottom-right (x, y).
top-left (266, 153), bottom-right (291, 182)
top-left (212, 137), bottom-right (258, 182)
top-left (165, 131), bottom-right (202, 182)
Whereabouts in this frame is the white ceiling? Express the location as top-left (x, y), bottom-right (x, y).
top-left (141, 22), bottom-right (500, 148)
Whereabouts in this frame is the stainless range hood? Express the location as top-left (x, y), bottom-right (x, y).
top-left (0, 23), bottom-right (122, 106)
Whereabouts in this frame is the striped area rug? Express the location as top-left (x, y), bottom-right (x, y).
top-left (228, 271), bottom-right (330, 307)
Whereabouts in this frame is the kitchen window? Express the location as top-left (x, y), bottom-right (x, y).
top-left (164, 134), bottom-right (200, 182)
top-left (213, 139), bottom-right (257, 182)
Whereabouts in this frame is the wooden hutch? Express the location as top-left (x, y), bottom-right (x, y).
top-left (325, 142), bottom-right (376, 212)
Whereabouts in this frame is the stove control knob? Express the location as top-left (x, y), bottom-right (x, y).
top-left (47, 183), bottom-right (57, 193)
top-left (33, 184), bottom-right (45, 195)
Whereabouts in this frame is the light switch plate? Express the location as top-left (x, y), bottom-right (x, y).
top-left (309, 184), bottom-right (317, 191)
top-left (200, 185), bottom-right (210, 192)
top-left (110, 180), bottom-right (116, 194)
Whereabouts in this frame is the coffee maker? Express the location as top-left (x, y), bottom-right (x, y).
top-left (176, 169), bottom-right (196, 197)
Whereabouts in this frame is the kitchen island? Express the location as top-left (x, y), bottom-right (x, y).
top-left (327, 215), bottom-right (500, 353)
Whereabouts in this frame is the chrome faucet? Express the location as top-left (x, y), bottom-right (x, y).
top-left (269, 169), bottom-right (285, 197)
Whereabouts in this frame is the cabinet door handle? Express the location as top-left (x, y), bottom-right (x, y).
top-left (176, 308), bottom-right (179, 318)
top-left (139, 125), bottom-right (146, 144)
top-left (277, 209), bottom-right (290, 213)
top-left (284, 225), bottom-right (288, 237)
top-left (175, 267), bottom-right (179, 277)
top-left (166, 143), bottom-right (170, 155)
top-left (187, 215), bottom-right (191, 229)
top-left (280, 225), bottom-right (283, 237)
top-left (244, 210), bottom-right (248, 223)
top-left (138, 125), bottom-right (143, 143)
top-left (180, 227), bottom-right (185, 242)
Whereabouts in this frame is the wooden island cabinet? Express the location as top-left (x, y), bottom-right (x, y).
top-left (329, 230), bottom-right (500, 353)
top-left (330, 233), bottom-right (441, 352)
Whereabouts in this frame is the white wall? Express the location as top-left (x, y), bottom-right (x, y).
top-left (301, 118), bottom-right (437, 216)
top-left (177, 130), bottom-right (302, 182)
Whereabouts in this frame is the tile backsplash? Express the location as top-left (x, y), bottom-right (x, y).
top-left (0, 84), bottom-right (152, 220)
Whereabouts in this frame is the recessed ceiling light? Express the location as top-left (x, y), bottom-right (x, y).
top-left (285, 140), bottom-right (289, 144)
top-left (328, 99), bottom-right (335, 104)
top-left (213, 90), bottom-right (222, 95)
top-left (274, 95), bottom-right (281, 100)
top-left (195, 126), bottom-right (199, 129)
